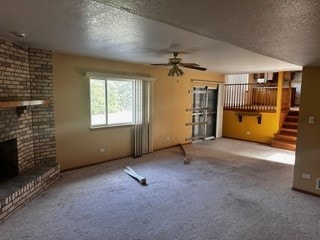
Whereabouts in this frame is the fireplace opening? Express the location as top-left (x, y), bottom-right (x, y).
top-left (0, 139), bottom-right (18, 184)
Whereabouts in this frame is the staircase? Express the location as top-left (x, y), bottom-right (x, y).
top-left (271, 110), bottom-right (299, 151)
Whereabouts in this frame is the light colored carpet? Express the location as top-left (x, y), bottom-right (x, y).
top-left (0, 138), bottom-right (319, 240)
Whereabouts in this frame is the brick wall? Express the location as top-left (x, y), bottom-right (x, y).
top-left (0, 38), bottom-right (59, 223)
top-left (0, 39), bottom-right (35, 172)
top-left (0, 38), bottom-right (57, 172)
top-left (29, 48), bottom-right (56, 164)
top-left (0, 39), bottom-right (30, 100)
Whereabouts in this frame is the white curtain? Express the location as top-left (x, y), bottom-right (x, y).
top-left (134, 80), bottom-right (153, 157)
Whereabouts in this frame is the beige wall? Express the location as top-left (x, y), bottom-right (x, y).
top-left (53, 53), bottom-right (223, 170)
top-left (293, 66), bottom-right (320, 195)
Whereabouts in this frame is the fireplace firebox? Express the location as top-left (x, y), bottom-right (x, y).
top-left (0, 138), bottom-right (18, 183)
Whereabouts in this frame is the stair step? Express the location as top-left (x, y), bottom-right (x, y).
top-left (286, 116), bottom-right (299, 122)
top-left (283, 122), bottom-right (298, 128)
top-left (280, 128), bottom-right (297, 135)
top-left (274, 133), bottom-right (297, 142)
top-left (271, 109), bottom-right (299, 151)
top-left (271, 139), bottom-right (296, 151)
top-left (288, 110), bottom-right (299, 116)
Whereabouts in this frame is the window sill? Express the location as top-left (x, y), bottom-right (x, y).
top-left (90, 123), bottom-right (134, 130)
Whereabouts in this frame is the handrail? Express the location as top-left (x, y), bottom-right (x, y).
top-left (224, 83), bottom-right (290, 112)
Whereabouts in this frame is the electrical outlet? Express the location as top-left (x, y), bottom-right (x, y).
top-left (100, 148), bottom-right (106, 153)
top-left (309, 116), bottom-right (315, 124)
top-left (302, 173), bottom-right (311, 179)
top-left (316, 178), bottom-right (320, 190)
top-left (246, 132), bottom-right (250, 135)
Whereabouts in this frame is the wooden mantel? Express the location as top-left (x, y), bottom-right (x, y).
top-left (0, 100), bottom-right (50, 108)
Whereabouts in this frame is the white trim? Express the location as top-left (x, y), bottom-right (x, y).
top-left (89, 78), bottom-right (135, 128)
top-left (191, 79), bottom-right (224, 84)
top-left (86, 72), bottom-right (155, 82)
top-left (216, 83), bottom-right (224, 138)
top-left (90, 123), bottom-right (134, 130)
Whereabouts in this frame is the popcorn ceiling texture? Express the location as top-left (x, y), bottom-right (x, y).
top-left (0, 0), bottom-right (301, 74)
top-left (98, 0), bottom-right (320, 66)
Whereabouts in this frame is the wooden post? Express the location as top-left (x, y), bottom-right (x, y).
top-left (276, 72), bottom-right (284, 129)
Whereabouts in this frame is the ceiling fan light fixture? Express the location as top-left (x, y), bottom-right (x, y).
top-left (168, 65), bottom-right (184, 77)
top-left (152, 52), bottom-right (204, 77)
top-left (178, 68), bottom-right (184, 76)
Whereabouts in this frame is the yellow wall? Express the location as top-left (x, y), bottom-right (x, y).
top-left (293, 66), bottom-right (320, 195)
top-left (222, 73), bottom-right (284, 144)
top-left (222, 111), bottom-right (279, 143)
top-left (53, 53), bottom-right (223, 170)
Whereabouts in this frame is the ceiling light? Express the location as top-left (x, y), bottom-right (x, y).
top-left (168, 65), bottom-right (184, 77)
top-left (11, 31), bottom-right (27, 38)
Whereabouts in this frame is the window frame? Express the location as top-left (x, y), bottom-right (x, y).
top-left (87, 72), bottom-right (155, 130)
top-left (89, 77), bottom-right (135, 129)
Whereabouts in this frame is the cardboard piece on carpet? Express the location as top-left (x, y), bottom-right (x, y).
top-left (179, 143), bottom-right (189, 164)
top-left (124, 166), bottom-right (147, 185)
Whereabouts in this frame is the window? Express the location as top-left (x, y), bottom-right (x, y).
top-left (87, 72), bottom-right (154, 155)
top-left (90, 78), bottom-right (135, 127)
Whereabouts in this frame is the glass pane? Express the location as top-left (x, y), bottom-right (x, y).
top-left (206, 114), bottom-right (215, 137)
top-left (107, 80), bottom-right (133, 124)
top-left (90, 79), bottom-right (106, 126)
top-left (193, 87), bottom-right (207, 109)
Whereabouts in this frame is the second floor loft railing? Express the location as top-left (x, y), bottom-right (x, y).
top-left (224, 83), bottom-right (291, 112)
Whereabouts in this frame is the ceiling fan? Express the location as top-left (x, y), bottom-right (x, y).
top-left (151, 52), bottom-right (207, 77)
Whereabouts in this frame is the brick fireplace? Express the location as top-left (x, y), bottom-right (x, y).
top-left (0, 39), bottom-right (60, 222)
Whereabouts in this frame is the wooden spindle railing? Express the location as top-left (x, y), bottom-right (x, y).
top-left (224, 83), bottom-right (285, 112)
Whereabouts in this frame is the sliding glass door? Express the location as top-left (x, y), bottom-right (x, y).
top-left (190, 86), bottom-right (218, 141)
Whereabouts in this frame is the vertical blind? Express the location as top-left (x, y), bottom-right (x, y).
top-left (225, 74), bottom-right (249, 84)
top-left (134, 80), bottom-right (153, 156)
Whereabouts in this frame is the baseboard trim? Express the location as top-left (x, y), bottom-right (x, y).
top-left (292, 187), bottom-right (320, 198)
top-left (61, 156), bottom-right (127, 172)
top-left (61, 144), bottom-right (182, 172)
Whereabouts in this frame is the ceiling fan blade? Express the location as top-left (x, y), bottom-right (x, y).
top-left (183, 65), bottom-right (207, 71)
top-left (181, 63), bottom-right (200, 67)
top-left (151, 63), bottom-right (171, 66)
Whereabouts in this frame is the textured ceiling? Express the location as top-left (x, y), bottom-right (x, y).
top-left (100, 0), bottom-right (320, 66)
top-left (0, 0), bottom-right (310, 74)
